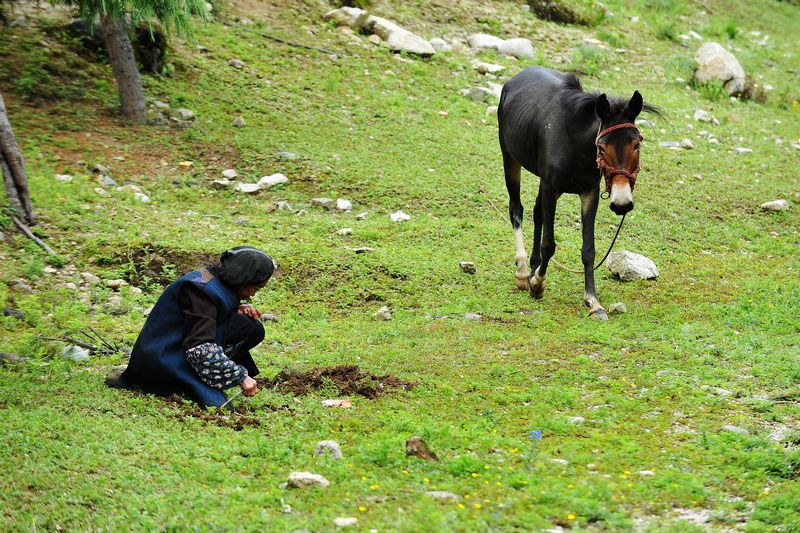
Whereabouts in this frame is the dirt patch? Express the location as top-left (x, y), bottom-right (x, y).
top-left (258, 365), bottom-right (414, 399)
top-left (96, 244), bottom-right (218, 287)
top-left (162, 397), bottom-right (294, 431)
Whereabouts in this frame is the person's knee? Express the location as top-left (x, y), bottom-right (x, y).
top-left (246, 318), bottom-right (265, 349)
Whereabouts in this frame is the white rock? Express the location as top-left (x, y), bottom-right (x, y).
top-left (606, 250), bottom-right (659, 281)
top-left (426, 490), bottom-right (459, 501)
top-left (232, 116), bottom-right (246, 128)
top-left (760, 199), bottom-right (789, 212)
top-left (735, 147), bottom-right (753, 154)
top-left (637, 470), bottom-right (656, 476)
top-left (334, 517), bottom-right (358, 528)
top-left (608, 302), bottom-right (627, 314)
top-left (486, 82), bottom-right (503, 99)
top-left (337, 227), bottom-right (353, 236)
top-left (336, 198), bottom-right (353, 211)
top-left (314, 440), bottom-right (343, 459)
top-left (693, 109), bottom-right (712, 122)
top-left (175, 108), bottom-right (196, 121)
top-left (62, 345), bottom-right (90, 362)
top-left (211, 179), bottom-right (232, 190)
top-left (389, 210), bottom-right (411, 222)
top-left (467, 33), bottom-right (505, 50)
top-left (286, 472), bottom-right (330, 488)
top-left (472, 60), bottom-right (505, 74)
top-left (228, 59), bottom-right (245, 69)
top-left (680, 139), bottom-right (694, 149)
top-left (721, 425), bottom-right (750, 435)
top-left (497, 38), bottom-right (535, 59)
top-left (106, 279), bottom-right (128, 289)
top-left (81, 272), bottom-right (101, 285)
top-left (548, 458), bottom-right (570, 466)
top-left (257, 173), bottom-right (289, 189)
top-left (323, 7), bottom-right (369, 30)
top-left (222, 169), bottom-right (238, 179)
top-left (374, 306), bottom-right (392, 320)
top-left (133, 192), bottom-right (150, 203)
top-left (364, 16), bottom-right (435, 56)
top-left (464, 312), bottom-right (482, 322)
top-left (567, 416), bottom-right (585, 424)
top-left (143, 306), bottom-right (154, 317)
top-left (276, 151), bottom-right (298, 160)
top-left (429, 37), bottom-right (452, 51)
top-left (688, 30), bottom-right (703, 40)
top-left (352, 247), bottom-right (374, 254)
top-left (466, 87), bottom-right (497, 103)
top-left (312, 197), bottom-right (336, 209)
top-left (694, 42), bottom-right (746, 95)
top-left (356, 211), bottom-right (369, 220)
top-left (486, 105), bottom-right (498, 116)
top-left (93, 163), bottom-right (110, 174)
top-left (55, 174), bottom-right (73, 182)
top-left (235, 183), bottom-right (261, 194)
top-left (129, 287), bottom-right (143, 296)
top-left (63, 282), bottom-right (78, 291)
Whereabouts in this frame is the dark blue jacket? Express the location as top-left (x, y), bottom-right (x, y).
top-left (117, 268), bottom-right (241, 407)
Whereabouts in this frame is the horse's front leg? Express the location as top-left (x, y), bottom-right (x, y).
top-left (579, 188), bottom-right (608, 320)
top-left (529, 184), bottom-right (558, 299)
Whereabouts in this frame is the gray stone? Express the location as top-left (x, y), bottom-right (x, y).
top-left (9, 16), bottom-right (27, 27)
top-left (548, 458), bottom-right (569, 466)
top-left (636, 119), bottom-right (655, 128)
top-left (464, 312), bottom-right (482, 322)
top-left (62, 345), bottom-right (90, 362)
top-left (694, 42), bottom-right (746, 95)
top-left (467, 33), bottom-right (505, 50)
top-left (314, 440), bottom-right (343, 459)
top-left (659, 141), bottom-right (680, 148)
top-left (63, 282), bottom-right (78, 291)
top-left (211, 179), bottom-right (233, 190)
top-left (567, 416), bottom-right (585, 424)
top-left (364, 16), bottom-right (435, 56)
top-left (459, 261), bottom-right (477, 274)
top-left (151, 99), bottom-right (170, 109)
top-left (333, 517), bottom-right (358, 528)
top-left (473, 60), bottom-right (505, 75)
top-left (735, 147), bottom-right (753, 154)
top-left (286, 472), bottom-right (330, 488)
top-left (93, 163), bottom-right (110, 174)
top-left (260, 313), bottom-right (279, 322)
top-left (722, 425), bottom-right (750, 435)
top-left (760, 199), bottom-right (789, 212)
top-left (336, 198), bottom-right (353, 212)
top-left (133, 192), bottom-right (150, 203)
top-left (105, 365), bottom-right (127, 386)
top-left (235, 183), bottom-right (261, 194)
top-left (373, 306), bottom-right (392, 320)
top-left (106, 279), bottom-right (128, 289)
top-left (606, 250), bottom-right (659, 281)
top-left (389, 210), bottom-right (410, 222)
top-left (429, 37), bottom-right (452, 52)
top-left (497, 38), bottom-right (534, 59)
top-left (466, 87), bottom-right (496, 103)
top-left (312, 197), bottom-right (336, 209)
top-left (637, 470), bottom-right (656, 476)
top-left (3, 306), bottom-right (23, 319)
top-left (9, 281), bottom-right (34, 293)
top-left (276, 151), bottom-right (298, 160)
top-left (234, 218), bottom-right (250, 226)
top-left (222, 169), bottom-right (238, 179)
top-left (276, 201), bottom-right (293, 211)
top-left (175, 108), bottom-right (196, 121)
top-left (336, 227), bottom-right (353, 236)
top-left (232, 116), bottom-right (246, 128)
top-left (55, 174), bottom-right (73, 182)
top-left (693, 109), bottom-right (712, 122)
top-left (81, 272), bottom-right (102, 285)
top-left (0, 352), bottom-right (28, 365)
top-left (257, 173), bottom-right (289, 189)
top-left (228, 59), bottom-right (245, 69)
top-left (608, 302), bottom-right (627, 314)
top-left (323, 6), bottom-right (369, 30)
top-left (102, 175), bottom-right (118, 187)
top-left (356, 211), bottom-right (369, 220)
top-left (426, 491), bottom-right (459, 501)
top-left (680, 139), bottom-right (694, 149)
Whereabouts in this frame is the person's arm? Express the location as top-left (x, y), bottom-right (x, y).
top-left (180, 284), bottom-right (257, 394)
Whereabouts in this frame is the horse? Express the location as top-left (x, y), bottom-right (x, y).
top-left (498, 66), bottom-right (656, 320)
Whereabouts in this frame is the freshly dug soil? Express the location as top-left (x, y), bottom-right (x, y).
top-left (258, 364), bottom-right (414, 399)
top-left (162, 395), bottom-right (292, 431)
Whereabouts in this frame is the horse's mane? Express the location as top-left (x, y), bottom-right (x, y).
top-left (560, 73), bottom-right (660, 118)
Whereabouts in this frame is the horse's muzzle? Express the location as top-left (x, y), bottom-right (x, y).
top-left (610, 201), bottom-right (634, 215)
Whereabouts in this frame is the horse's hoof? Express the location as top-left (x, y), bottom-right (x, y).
top-left (515, 275), bottom-right (531, 291)
top-left (529, 277), bottom-right (545, 300)
top-left (589, 308), bottom-right (608, 321)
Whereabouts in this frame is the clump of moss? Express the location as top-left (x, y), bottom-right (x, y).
top-left (528, 0), bottom-right (607, 26)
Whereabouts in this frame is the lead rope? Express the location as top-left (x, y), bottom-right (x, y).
top-left (549, 213), bottom-right (626, 273)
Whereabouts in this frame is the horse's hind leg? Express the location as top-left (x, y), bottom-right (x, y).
top-left (529, 183), bottom-right (558, 299)
top-left (503, 151), bottom-right (530, 290)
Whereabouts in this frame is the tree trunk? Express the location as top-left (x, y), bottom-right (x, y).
top-left (100, 12), bottom-right (146, 122)
top-left (0, 91), bottom-right (35, 225)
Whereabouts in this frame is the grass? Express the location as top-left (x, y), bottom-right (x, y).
top-left (1, 0), bottom-right (800, 530)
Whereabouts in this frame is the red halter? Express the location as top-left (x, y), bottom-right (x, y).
top-left (595, 122), bottom-right (641, 194)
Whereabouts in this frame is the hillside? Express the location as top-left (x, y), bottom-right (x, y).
top-left (1, 0), bottom-right (799, 530)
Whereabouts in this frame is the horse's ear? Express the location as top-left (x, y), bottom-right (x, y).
top-left (596, 94), bottom-right (611, 121)
top-left (625, 91), bottom-right (643, 120)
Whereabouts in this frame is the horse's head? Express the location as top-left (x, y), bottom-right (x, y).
top-left (595, 91), bottom-right (644, 215)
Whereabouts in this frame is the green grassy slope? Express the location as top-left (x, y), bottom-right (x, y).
top-left (1, 0), bottom-right (799, 530)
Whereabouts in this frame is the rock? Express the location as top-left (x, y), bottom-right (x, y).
top-left (143, 306), bottom-right (154, 317)
top-left (102, 175), bottom-right (118, 187)
top-left (257, 173), bottom-right (289, 189)
top-left (336, 228), bottom-right (353, 236)
top-left (405, 436), bottom-right (440, 461)
top-left (429, 37), bottom-right (451, 51)
top-left (286, 472), bottom-right (330, 488)
top-left (637, 470), bottom-right (656, 476)
top-left (367, 34), bottom-right (382, 46)
top-left (356, 211), bottom-right (369, 220)
top-left (486, 105), bottom-right (498, 116)
top-left (175, 108), bottom-right (196, 121)
top-left (129, 287), bottom-right (142, 296)
top-left (333, 517), bottom-right (358, 528)
top-left (222, 169), bottom-right (238, 179)
top-left (467, 33), bottom-right (505, 50)
top-left (323, 6), bottom-right (369, 30)
top-left (426, 491), bottom-right (459, 501)
top-left (43, 266), bottom-right (58, 275)
top-left (693, 109), bottom-right (712, 122)
top-left (228, 59), bottom-right (245, 69)
top-left (314, 440), bottom-right (343, 459)
top-left (0, 352), bottom-right (28, 365)
top-left (276, 151), bottom-right (298, 160)
top-left (9, 280), bottom-right (34, 293)
top-left (497, 38), bottom-right (535, 59)
top-left (352, 247), bottom-right (375, 254)
top-left (276, 201), bottom-right (293, 211)
top-left (567, 416), bottom-right (585, 424)
top-left (364, 16), bottom-right (435, 56)
top-left (312, 197), bottom-right (336, 210)
top-left (211, 179), bottom-right (232, 190)
top-left (548, 458), bottom-right (570, 466)
top-left (3, 306), bottom-right (24, 319)
top-left (760, 199), bottom-right (789, 212)
top-left (232, 116), bottom-right (246, 128)
top-left (389, 210), bottom-right (411, 222)
top-left (81, 272), bottom-right (102, 285)
top-left (93, 163), bottom-right (110, 174)
top-left (105, 365), bottom-right (127, 386)
top-left (151, 99), bottom-right (170, 109)
top-left (606, 251), bottom-right (659, 281)
top-left (472, 60), bottom-right (505, 75)
top-left (321, 399), bottom-right (352, 408)
top-left (466, 87), bottom-right (497, 103)
top-left (55, 174), bottom-right (73, 182)
top-left (735, 147), bottom-right (753, 154)
top-left (722, 425), bottom-right (750, 435)
top-left (336, 198), bottom-right (353, 212)
top-left (235, 183), bottom-right (261, 194)
top-left (374, 306), bottom-right (392, 320)
top-left (133, 192), bottom-right (150, 203)
top-left (9, 16), bottom-right (27, 27)
top-left (680, 139), bottom-right (694, 149)
top-left (636, 119), bottom-right (655, 128)
top-left (608, 302), bottom-right (627, 314)
top-left (459, 261), bottom-right (477, 274)
top-left (260, 313), bottom-right (279, 322)
top-left (234, 218), bottom-right (250, 226)
top-left (659, 141), bottom-right (680, 148)
top-left (694, 42), bottom-right (746, 95)
top-left (464, 312), bottom-right (482, 322)
top-left (62, 345), bottom-right (90, 362)
top-left (702, 386), bottom-right (733, 396)
top-left (106, 279), bottom-right (128, 289)
top-left (63, 282), bottom-right (78, 291)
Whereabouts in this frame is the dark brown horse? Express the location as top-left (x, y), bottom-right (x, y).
top-left (499, 67), bottom-right (656, 320)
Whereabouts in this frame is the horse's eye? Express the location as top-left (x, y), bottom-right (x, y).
top-left (633, 143), bottom-right (640, 151)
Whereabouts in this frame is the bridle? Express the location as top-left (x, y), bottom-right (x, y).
top-left (596, 122), bottom-right (641, 198)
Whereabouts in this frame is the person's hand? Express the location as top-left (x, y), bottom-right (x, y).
top-left (241, 376), bottom-right (258, 397)
top-left (238, 304), bottom-right (262, 320)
